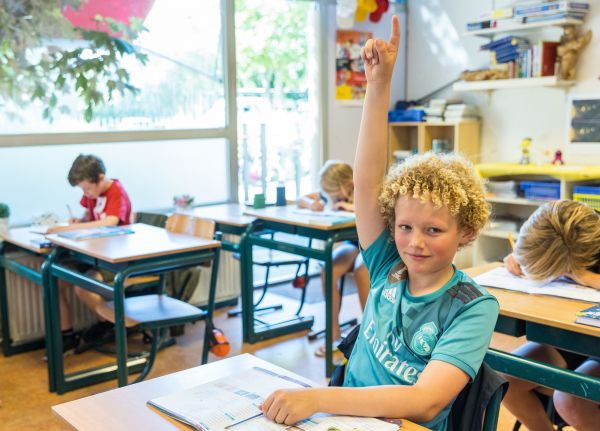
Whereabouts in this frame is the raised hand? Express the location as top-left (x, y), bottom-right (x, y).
top-left (360, 15), bottom-right (400, 83)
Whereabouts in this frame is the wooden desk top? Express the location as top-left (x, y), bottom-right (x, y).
top-left (244, 205), bottom-right (356, 231)
top-left (465, 262), bottom-right (600, 338)
top-left (191, 203), bottom-right (255, 228)
top-left (53, 354), bottom-right (428, 431)
top-left (0, 227), bottom-right (49, 254)
top-left (46, 223), bottom-right (220, 264)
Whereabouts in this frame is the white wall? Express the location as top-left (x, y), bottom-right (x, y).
top-left (406, 0), bottom-right (600, 165)
top-left (326, 4), bottom-right (407, 163)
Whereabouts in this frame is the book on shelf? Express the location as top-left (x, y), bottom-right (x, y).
top-left (474, 266), bottom-right (600, 303)
top-left (575, 304), bottom-right (600, 328)
top-left (480, 36), bottom-right (529, 51)
top-left (523, 11), bottom-right (586, 22)
top-left (515, 1), bottom-right (589, 16)
top-left (532, 41), bottom-right (559, 77)
top-left (55, 226), bottom-right (135, 241)
top-left (147, 366), bottom-right (399, 431)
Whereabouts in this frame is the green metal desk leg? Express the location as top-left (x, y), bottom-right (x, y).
top-left (113, 273), bottom-right (129, 387)
top-left (47, 251), bottom-right (66, 393)
top-left (40, 256), bottom-right (56, 393)
top-left (241, 227), bottom-right (255, 343)
top-left (323, 237), bottom-right (335, 377)
top-left (202, 248), bottom-right (221, 364)
top-left (0, 245), bottom-right (11, 356)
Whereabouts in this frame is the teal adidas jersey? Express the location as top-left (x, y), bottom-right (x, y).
top-left (343, 230), bottom-right (499, 431)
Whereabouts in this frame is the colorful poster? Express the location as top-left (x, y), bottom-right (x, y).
top-left (335, 30), bottom-right (372, 105)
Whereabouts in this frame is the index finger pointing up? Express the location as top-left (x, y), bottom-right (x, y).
top-left (389, 15), bottom-right (400, 48)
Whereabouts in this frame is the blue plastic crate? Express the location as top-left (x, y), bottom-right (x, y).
top-left (574, 185), bottom-right (600, 195)
top-left (388, 109), bottom-right (426, 122)
top-left (519, 181), bottom-right (560, 200)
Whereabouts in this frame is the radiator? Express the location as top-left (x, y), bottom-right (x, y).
top-left (189, 233), bottom-right (241, 306)
top-left (2, 252), bottom-right (95, 344)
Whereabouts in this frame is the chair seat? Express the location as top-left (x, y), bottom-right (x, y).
top-left (96, 294), bottom-right (206, 328)
top-left (233, 249), bottom-right (308, 266)
top-left (123, 275), bottom-right (161, 287)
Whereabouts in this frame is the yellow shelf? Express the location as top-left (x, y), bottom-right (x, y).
top-left (476, 163), bottom-right (600, 181)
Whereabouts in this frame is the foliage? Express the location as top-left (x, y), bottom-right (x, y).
top-left (0, 0), bottom-right (147, 122)
top-left (235, 0), bottom-right (309, 105)
top-left (0, 203), bottom-right (10, 218)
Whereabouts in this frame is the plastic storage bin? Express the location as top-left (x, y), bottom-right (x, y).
top-left (573, 185), bottom-right (600, 211)
top-left (519, 181), bottom-right (560, 200)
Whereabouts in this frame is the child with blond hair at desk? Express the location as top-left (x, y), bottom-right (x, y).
top-left (298, 160), bottom-right (369, 356)
top-left (261, 16), bottom-right (498, 431)
top-left (48, 154), bottom-right (132, 353)
top-left (503, 199), bottom-right (600, 431)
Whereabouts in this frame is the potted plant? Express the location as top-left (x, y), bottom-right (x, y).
top-left (0, 0), bottom-right (148, 122)
top-left (0, 203), bottom-right (10, 233)
top-left (173, 194), bottom-right (195, 213)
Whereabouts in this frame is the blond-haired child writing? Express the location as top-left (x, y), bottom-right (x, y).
top-left (503, 199), bottom-right (600, 431)
top-left (260, 17), bottom-right (498, 431)
top-left (298, 160), bottom-right (369, 355)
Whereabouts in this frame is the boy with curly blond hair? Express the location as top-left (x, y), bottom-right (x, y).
top-left (260, 16), bottom-right (498, 431)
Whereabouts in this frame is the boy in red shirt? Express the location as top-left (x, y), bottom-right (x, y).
top-left (48, 154), bottom-right (132, 353)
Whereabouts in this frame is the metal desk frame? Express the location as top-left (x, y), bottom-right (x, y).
top-left (46, 244), bottom-right (220, 394)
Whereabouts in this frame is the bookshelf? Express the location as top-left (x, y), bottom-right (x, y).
top-left (465, 17), bottom-right (583, 37)
top-left (453, 76), bottom-right (575, 92)
top-left (470, 164), bottom-right (600, 267)
top-left (388, 120), bottom-right (480, 167)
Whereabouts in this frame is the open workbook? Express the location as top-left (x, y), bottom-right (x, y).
top-left (474, 266), bottom-right (600, 303)
top-left (147, 366), bottom-right (399, 431)
top-left (56, 226), bottom-right (135, 241)
top-left (292, 208), bottom-right (355, 226)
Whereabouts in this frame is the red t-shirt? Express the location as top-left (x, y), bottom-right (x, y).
top-left (80, 179), bottom-right (132, 225)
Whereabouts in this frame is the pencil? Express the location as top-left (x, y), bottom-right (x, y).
top-left (66, 204), bottom-right (73, 219)
top-left (508, 232), bottom-right (516, 251)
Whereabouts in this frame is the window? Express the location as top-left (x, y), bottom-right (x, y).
top-left (0, 0), bottom-right (234, 225)
top-left (235, 0), bottom-right (321, 204)
top-left (1, 0), bottom-right (225, 134)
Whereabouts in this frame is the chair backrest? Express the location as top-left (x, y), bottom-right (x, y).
top-left (165, 213), bottom-right (192, 234)
top-left (134, 211), bottom-right (168, 227)
top-left (165, 214), bottom-right (216, 240)
top-left (189, 217), bottom-right (216, 240)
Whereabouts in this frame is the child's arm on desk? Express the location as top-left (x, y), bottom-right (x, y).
top-left (47, 216), bottom-right (120, 233)
top-left (261, 360), bottom-right (469, 425)
top-left (297, 192), bottom-right (325, 211)
top-left (567, 269), bottom-right (600, 290)
top-left (353, 16), bottom-right (400, 249)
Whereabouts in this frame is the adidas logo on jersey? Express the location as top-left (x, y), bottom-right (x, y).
top-left (382, 287), bottom-right (397, 303)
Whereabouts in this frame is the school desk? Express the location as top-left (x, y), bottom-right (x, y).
top-left (0, 227), bottom-right (58, 392)
top-left (243, 206), bottom-right (357, 376)
top-left (466, 262), bottom-right (600, 403)
top-left (52, 353), bottom-right (429, 431)
top-left (45, 223), bottom-right (221, 394)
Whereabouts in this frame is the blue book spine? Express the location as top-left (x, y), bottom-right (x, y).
top-left (515, 2), bottom-right (589, 16)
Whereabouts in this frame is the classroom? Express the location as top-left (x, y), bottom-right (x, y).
top-left (1, 1), bottom-right (599, 430)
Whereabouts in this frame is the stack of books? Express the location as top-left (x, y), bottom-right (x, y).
top-left (444, 104), bottom-right (479, 121)
top-left (480, 35), bottom-right (557, 79)
top-left (515, 1), bottom-right (589, 24)
top-left (481, 36), bottom-right (531, 64)
top-left (466, 1), bottom-right (589, 31)
top-left (424, 99), bottom-right (446, 123)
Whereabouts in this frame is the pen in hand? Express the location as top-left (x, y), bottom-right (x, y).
top-left (508, 232), bottom-right (516, 251)
top-left (66, 204), bottom-right (74, 223)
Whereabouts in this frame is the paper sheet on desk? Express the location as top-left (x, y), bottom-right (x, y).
top-left (292, 208), bottom-right (354, 218)
top-left (474, 266), bottom-right (600, 303)
top-left (236, 414), bottom-right (399, 431)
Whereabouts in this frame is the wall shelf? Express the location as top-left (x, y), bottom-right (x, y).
top-left (453, 76), bottom-right (575, 92)
top-left (465, 17), bottom-right (583, 38)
